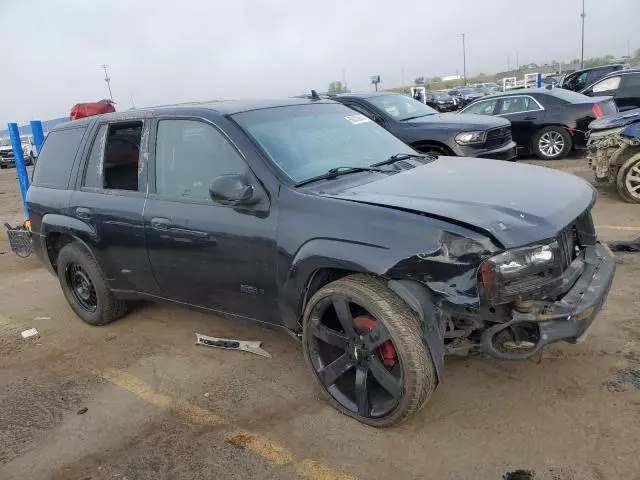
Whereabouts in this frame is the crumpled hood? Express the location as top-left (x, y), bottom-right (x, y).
top-left (322, 157), bottom-right (595, 248)
top-left (407, 113), bottom-right (509, 131)
top-left (589, 108), bottom-right (640, 131)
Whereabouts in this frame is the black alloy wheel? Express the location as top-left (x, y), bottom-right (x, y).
top-left (306, 295), bottom-right (403, 418)
top-left (302, 275), bottom-right (435, 427)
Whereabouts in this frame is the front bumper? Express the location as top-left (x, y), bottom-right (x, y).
top-left (0, 156), bottom-right (15, 167)
top-left (482, 243), bottom-right (616, 359)
top-left (456, 141), bottom-right (517, 161)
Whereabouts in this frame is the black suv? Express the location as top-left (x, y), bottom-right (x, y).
top-left (580, 69), bottom-right (640, 112)
top-left (561, 64), bottom-right (625, 92)
top-left (332, 92), bottom-right (516, 160)
top-left (27, 98), bottom-right (615, 426)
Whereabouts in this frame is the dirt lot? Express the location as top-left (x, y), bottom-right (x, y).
top-left (0, 158), bottom-right (639, 480)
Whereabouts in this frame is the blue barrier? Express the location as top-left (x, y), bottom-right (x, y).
top-left (7, 123), bottom-right (30, 220)
top-left (30, 120), bottom-right (45, 154)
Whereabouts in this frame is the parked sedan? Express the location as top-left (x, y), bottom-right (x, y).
top-left (332, 92), bottom-right (516, 160)
top-left (459, 88), bottom-right (618, 160)
top-left (449, 87), bottom-right (485, 107)
top-left (424, 90), bottom-right (458, 112)
top-left (580, 69), bottom-right (640, 112)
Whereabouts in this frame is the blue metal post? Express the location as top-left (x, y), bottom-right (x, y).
top-left (7, 123), bottom-right (30, 220)
top-left (30, 120), bottom-right (45, 154)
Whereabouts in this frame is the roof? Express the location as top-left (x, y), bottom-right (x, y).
top-left (332, 92), bottom-right (401, 99)
top-left (50, 97), bottom-right (338, 131)
top-left (478, 88), bottom-right (553, 100)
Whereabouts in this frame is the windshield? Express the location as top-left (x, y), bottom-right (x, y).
top-left (365, 94), bottom-right (437, 121)
top-left (433, 91), bottom-right (449, 98)
top-left (0, 138), bottom-right (11, 147)
top-left (458, 88), bottom-right (477, 95)
top-left (233, 103), bottom-right (415, 183)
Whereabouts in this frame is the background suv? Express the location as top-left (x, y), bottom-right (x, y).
top-left (332, 92), bottom-right (516, 160)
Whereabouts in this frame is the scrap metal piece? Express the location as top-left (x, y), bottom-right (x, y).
top-left (195, 333), bottom-right (271, 358)
top-left (608, 236), bottom-right (640, 252)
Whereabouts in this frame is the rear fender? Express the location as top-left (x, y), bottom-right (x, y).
top-left (40, 214), bottom-right (99, 270)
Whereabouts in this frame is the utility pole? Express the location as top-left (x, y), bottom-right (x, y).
top-left (342, 68), bottom-right (347, 92)
top-left (100, 64), bottom-right (114, 102)
top-left (516, 51), bottom-right (519, 70)
top-left (462, 33), bottom-right (467, 85)
top-left (507, 55), bottom-right (510, 71)
top-left (580, 0), bottom-right (586, 69)
top-left (627, 39), bottom-right (631, 59)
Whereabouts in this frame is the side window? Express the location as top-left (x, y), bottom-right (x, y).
top-left (592, 76), bottom-right (621, 93)
top-left (154, 119), bottom-right (246, 199)
top-left (619, 74), bottom-right (640, 90)
top-left (463, 99), bottom-right (497, 115)
top-left (32, 127), bottom-right (86, 189)
top-left (82, 122), bottom-right (142, 191)
top-left (83, 124), bottom-right (108, 188)
top-left (498, 96), bottom-right (527, 114)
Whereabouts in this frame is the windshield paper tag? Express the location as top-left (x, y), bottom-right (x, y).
top-left (344, 114), bottom-right (371, 125)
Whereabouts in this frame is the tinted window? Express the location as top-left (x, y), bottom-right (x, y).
top-left (344, 103), bottom-right (376, 120)
top-left (233, 103), bottom-right (414, 183)
top-left (620, 74), bottom-right (640, 89)
top-left (83, 124), bottom-right (108, 188)
top-left (32, 127), bottom-right (86, 189)
top-left (462, 99), bottom-right (497, 115)
top-left (592, 76), bottom-right (621, 93)
top-left (498, 96), bottom-right (541, 114)
top-left (155, 119), bottom-right (246, 199)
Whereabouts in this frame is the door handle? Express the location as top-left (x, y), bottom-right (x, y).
top-left (151, 217), bottom-right (170, 230)
top-left (169, 227), bottom-right (209, 238)
top-left (524, 116), bottom-right (538, 120)
top-left (75, 207), bottom-right (92, 220)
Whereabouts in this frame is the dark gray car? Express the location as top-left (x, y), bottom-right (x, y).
top-left (333, 92), bottom-right (517, 160)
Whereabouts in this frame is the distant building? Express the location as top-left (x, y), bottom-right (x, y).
top-left (441, 75), bottom-right (462, 82)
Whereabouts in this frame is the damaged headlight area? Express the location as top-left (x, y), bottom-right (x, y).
top-left (479, 240), bottom-right (562, 305)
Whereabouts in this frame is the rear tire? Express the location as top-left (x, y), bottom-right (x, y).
top-left (616, 152), bottom-right (640, 204)
top-left (302, 274), bottom-right (435, 427)
top-left (56, 242), bottom-right (127, 325)
top-left (532, 126), bottom-right (572, 160)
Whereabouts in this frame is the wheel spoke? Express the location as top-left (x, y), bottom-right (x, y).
top-left (310, 319), bottom-right (349, 349)
top-left (355, 366), bottom-right (369, 416)
top-left (368, 356), bottom-right (402, 398)
top-left (626, 174), bottom-right (640, 182)
top-left (332, 297), bottom-right (356, 337)
top-left (364, 323), bottom-right (391, 350)
top-left (318, 353), bottom-right (354, 387)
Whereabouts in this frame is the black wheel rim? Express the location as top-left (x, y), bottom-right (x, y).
top-left (66, 263), bottom-right (98, 312)
top-left (307, 295), bottom-right (403, 419)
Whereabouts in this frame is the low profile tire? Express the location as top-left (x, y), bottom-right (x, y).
top-left (302, 274), bottom-right (435, 427)
top-left (616, 152), bottom-right (640, 204)
top-left (532, 126), bottom-right (572, 160)
top-left (56, 242), bottom-right (127, 326)
top-left (415, 145), bottom-right (448, 157)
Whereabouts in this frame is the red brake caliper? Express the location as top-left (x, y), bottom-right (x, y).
top-left (353, 316), bottom-right (398, 367)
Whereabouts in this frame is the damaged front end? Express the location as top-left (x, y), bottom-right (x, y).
top-left (390, 210), bottom-right (615, 362)
top-left (587, 109), bottom-right (640, 203)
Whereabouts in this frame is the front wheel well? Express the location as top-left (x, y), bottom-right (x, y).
top-left (300, 268), bottom-right (363, 321)
top-left (411, 141), bottom-right (454, 156)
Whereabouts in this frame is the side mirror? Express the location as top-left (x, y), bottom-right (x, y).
top-left (209, 174), bottom-right (258, 206)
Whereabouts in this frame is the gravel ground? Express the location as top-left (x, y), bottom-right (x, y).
top-left (0, 157), bottom-right (638, 480)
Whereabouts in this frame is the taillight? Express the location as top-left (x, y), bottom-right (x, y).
top-left (592, 104), bottom-right (604, 118)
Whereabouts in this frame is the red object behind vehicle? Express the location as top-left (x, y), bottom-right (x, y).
top-left (592, 104), bottom-right (604, 118)
top-left (70, 100), bottom-right (115, 120)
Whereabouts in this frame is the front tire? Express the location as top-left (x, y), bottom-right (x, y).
top-left (56, 242), bottom-right (127, 325)
top-left (533, 126), bottom-right (572, 160)
top-left (302, 275), bottom-right (435, 427)
top-left (616, 152), bottom-right (640, 203)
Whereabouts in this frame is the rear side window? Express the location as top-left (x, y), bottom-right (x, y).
top-left (620, 74), bottom-right (640, 89)
top-left (32, 127), bottom-right (86, 189)
top-left (592, 76), bottom-right (621, 93)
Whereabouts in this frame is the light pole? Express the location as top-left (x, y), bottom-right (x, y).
top-left (462, 33), bottom-right (467, 85)
top-left (100, 64), bottom-right (114, 102)
top-left (580, 0), bottom-right (586, 69)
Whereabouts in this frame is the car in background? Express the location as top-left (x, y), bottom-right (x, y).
top-left (459, 88), bottom-right (617, 160)
top-left (424, 90), bottom-right (458, 112)
top-left (332, 92), bottom-right (516, 160)
top-left (580, 69), bottom-right (640, 112)
top-left (587, 109), bottom-right (640, 203)
top-left (449, 87), bottom-right (485, 107)
top-left (561, 64), bottom-right (625, 92)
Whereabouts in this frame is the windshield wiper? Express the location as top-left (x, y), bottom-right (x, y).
top-left (400, 113), bottom-right (434, 121)
top-left (295, 166), bottom-right (388, 187)
top-left (371, 152), bottom-right (435, 167)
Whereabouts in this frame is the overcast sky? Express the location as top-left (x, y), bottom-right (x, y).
top-left (1, 0), bottom-right (639, 126)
